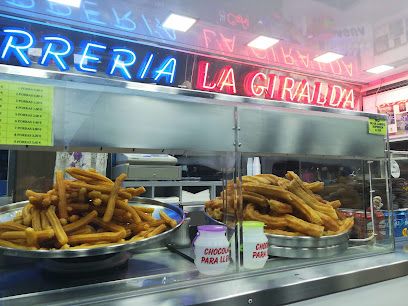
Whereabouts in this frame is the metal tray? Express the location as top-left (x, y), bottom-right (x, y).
top-left (267, 231), bottom-right (349, 248)
top-left (268, 242), bottom-right (348, 259)
top-left (0, 198), bottom-right (184, 258)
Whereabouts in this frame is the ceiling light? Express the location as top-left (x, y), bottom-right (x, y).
top-left (48, 0), bottom-right (81, 7)
top-left (247, 35), bottom-right (279, 50)
top-left (313, 52), bottom-right (344, 63)
top-left (366, 65), bottom-right (394, 74)
top-left (162, 13), bottom-right (197, 32)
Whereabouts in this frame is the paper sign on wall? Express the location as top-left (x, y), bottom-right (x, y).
top-left (368, 118), bottom-right (387, 136)
top-left (0, 81), bottom-right (53, 146)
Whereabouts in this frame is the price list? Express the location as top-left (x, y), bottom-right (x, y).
top-left (0, 81), bottom-right (53, 146)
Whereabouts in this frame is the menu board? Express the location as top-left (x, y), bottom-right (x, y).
top-left (0, 81), bottom-right (53, 146)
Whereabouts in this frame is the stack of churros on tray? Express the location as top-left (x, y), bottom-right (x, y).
top-left (205, 171), bottom-right (354, 238)
top-left (0, 168), bottom-right (177, 251)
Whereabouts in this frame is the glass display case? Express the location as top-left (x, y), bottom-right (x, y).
top-left (0, 66), bottom-right (394, 305)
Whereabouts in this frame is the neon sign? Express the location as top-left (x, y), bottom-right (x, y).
top-left (0, 17), bottom-right (361, 111)
top-left (0, 28), bottom-right (178, 84)
top-left (195, 60), bottom-right (358, 110)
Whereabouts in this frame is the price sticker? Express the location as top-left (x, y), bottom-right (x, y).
top-left (0, 81), bottom-right (53, 146)
top-left (368, 118), bottom-right (387, 136)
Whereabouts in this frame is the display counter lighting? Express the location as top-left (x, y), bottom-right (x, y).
top-left (247, 35), bottom-right (279, 50)
top-left (48, 0), bottom-right (81, 8)
top-left (313, 52), bottom-right (343, 63)
top-left (366, 65), bottom-right (394, 74)
top-left (162, 13), bottom-right (197, 32)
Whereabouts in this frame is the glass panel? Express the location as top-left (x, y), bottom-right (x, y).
top-left (0, 150), bottom-right (240, 298)
top-left (231, 154), bottom-right (394, 273)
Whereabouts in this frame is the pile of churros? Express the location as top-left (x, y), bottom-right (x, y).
top-left (0, 168), bottom-right (178, 251)
top-left (205, 172), bottom-right (354, 238)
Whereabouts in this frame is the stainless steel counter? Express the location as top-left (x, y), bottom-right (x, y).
top-left (1, 242), bottom-right (407, 306)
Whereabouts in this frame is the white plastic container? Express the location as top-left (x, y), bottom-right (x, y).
top-left (193, 225), bottom-right (230, 275)
top-left (242, 221), bottom-right (268, 269)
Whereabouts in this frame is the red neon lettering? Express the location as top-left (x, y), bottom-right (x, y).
top-left (227, 13), bottom-right (249, 30)
top-left (266, 74), bottom-right (277, 99)
top-left (196, 61), bottom-right (216, 90)
top-left (311, 82), bottom-right (328, 106)
top-left (217, 67), bottom-right (236, 94)
top-left (281, 47), bottom-right (295, 65)
top-left (328, 85), bottom-right (346, 107)
top-left (296, 51), bottom-right (310, 68)
top-left (329, 61), bottom-right (342, 75)
top-left (219, 33), bottom-right (236, 53)
top-left (202, 29), bottom-right (217, 49)
top-left (278, 76), bottom-right (296, 101)
top-left (249, 47), bottom-right (267, 60)
top-left (342, 60), bottom-right (353, 77)
top-left (295, 80), bottom-right (312, 103)
top-left (342, 89), bottom-right (355, 109)
top-left (269, 47), bottom-right (278, 62)
top-left (243, 72), bottom-right (267, 97)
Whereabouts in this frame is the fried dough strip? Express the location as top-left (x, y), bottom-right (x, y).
top-left (133, 206), bottom-right (154, 214)
top-left (265, 229), bottom-right (303, 236)
top-left (0, 228), bottom-right (54, 241)
top-left (125, 187), bottom-right (146, 197)
top-left (242, 183), bottom-right (293, 201)
top-left (242, 191), bottom-right (269, 208)
top-left (91, 217), bottom-right (126, 235)
top-left (286, 193), bottom-right (323, 225)
top-left (315, 211), bottom-right (340, 232)
top-left (31, 208), bottom-right (42, 231)
top-left (159, 210), bottom-right (177, 228)
top-left (116, 201), bottom-right (141, 223)
top-left (63, 210), bottom-right (98, 233)
top-left (328, 200), bottom-right (342, 209)
top-left (288, 180), bottom-right (338, 220)
top-left (68, 231), bottom-right (124, 245)
top-left (66, 180), bottom-right (131, 199)
top-left (255, 174), bottom-right (280, 185)
top-left (244, 204), bottom-right (287, 229)
top-left (0, 221), bottom-right (27, 231)
top-left (304, 181), bottom-right (325, 193)
top-left (268, 199), bottom-right (293, 214)
top-left (45, 206), bottom-right (68, 246)
top-left (56, 170), bottom-right (68, 219)
top-left (285, 215), bottom-right (324, 237)
top-left (135, 209), bottom-right (155, 222)
top-left (0, 239), bottom-right (36, 250)
top-left (22, 203), bottom-right (33, 226)
top-left (103, 173), bottom-right (127, 222)
top-left (71, 225), bottom-right (95, 235)
top-left (146, 224), bottom-right (167, 238)
top-left (66, 167), bottom-right (113, 184)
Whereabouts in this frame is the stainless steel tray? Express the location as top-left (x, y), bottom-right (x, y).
top-left (268, 242), bottom-right (348, 258)
top-left (267, 231), bottom-right (349, 248)
top-left (0, 198), bottom-right (184, 258)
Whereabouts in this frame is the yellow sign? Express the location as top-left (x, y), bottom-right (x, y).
top-left (368, 118), bottom-right (387, 136)
top-left (0, 81), bottom-right (53, 146)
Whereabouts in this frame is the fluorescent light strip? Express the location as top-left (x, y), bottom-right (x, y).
top-left (247, 35), bottom-right (279, 50)
top-left (48, 0), bottom-right (81, 7)
top-left (366, 65), bottom-right (394, 74)
top-left (313, 52), bottom-right (343, 63)
top-left (162, 13), bottom-right (197, 32)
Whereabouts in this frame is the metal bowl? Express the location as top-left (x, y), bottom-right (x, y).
top-left (266, 231), bottom-right (349, 248)
top-left (268, 242), bottom-right (348, 258)
top-left (0, 198), bottom-right (184, 258)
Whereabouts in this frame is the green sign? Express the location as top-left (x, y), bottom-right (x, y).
top-left (0, 81), bottom-right (53, 146)
top-left (368, 118), bottom-right (387, 136)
